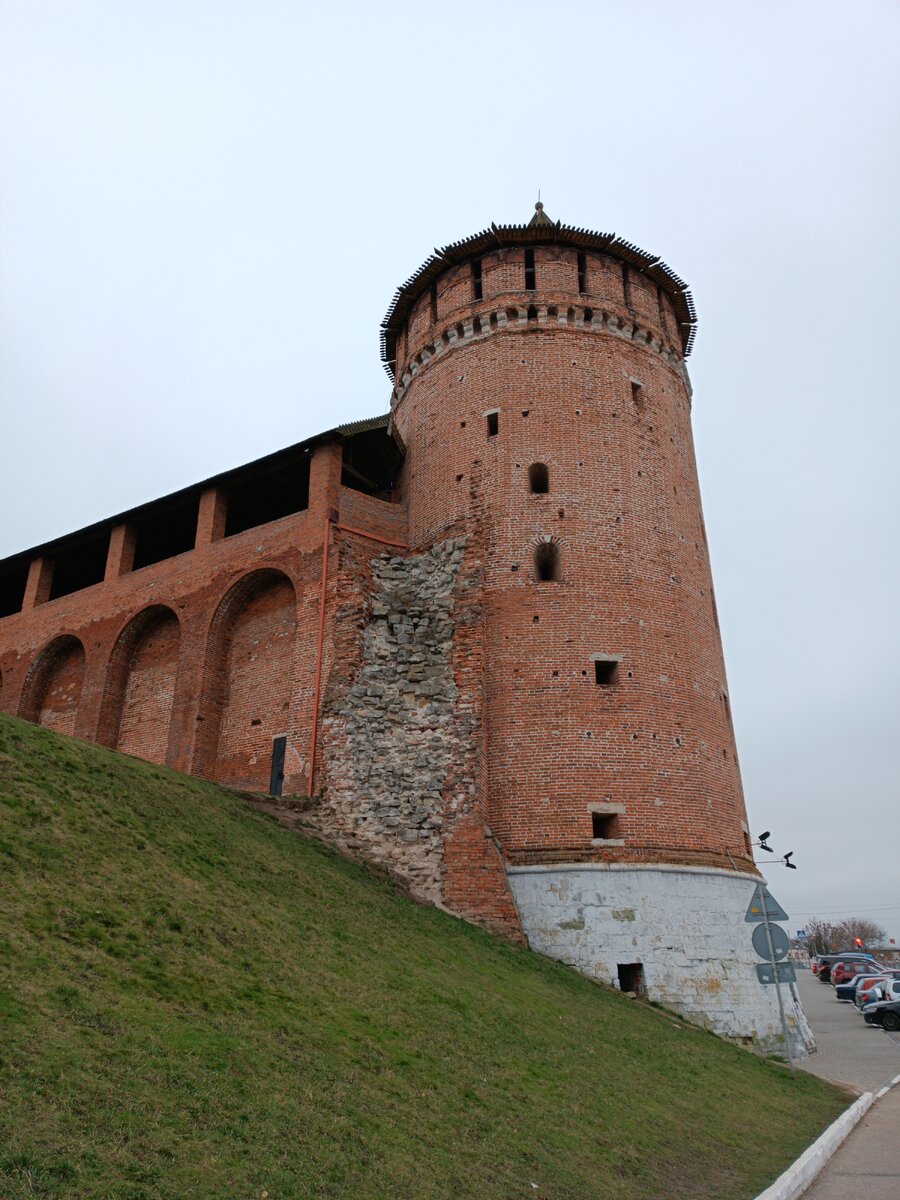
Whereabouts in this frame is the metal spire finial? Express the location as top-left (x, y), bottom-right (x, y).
top-left (527, 195), bottom-right (553, 228)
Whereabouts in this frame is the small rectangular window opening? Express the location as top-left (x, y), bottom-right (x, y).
top-left (631, 380), bottom-right (643, 408)
top-left (592, 811), bottom-right (619, 840)
top-left (577, 252), bottom-right (587, 294)
top-left (486, 411), bottom-right (499, 437)
top-left (471, 258), bottom-right (483, 301)
top-left (617, 963), bottom-right (644, 996)
top-left (594, 659), bottom-right (618, 686)
top-left (524, 248), bottom-right (536, 290)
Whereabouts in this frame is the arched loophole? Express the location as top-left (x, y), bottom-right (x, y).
top-left (534, 541), bottom-right (559, 582)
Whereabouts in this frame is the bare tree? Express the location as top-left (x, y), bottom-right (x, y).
top-left (832, 917), bottom-right (887, 950)
top-left (803, 916), bottom-right (887, 957)
top-left (804, 918), bottom-right (840, 957)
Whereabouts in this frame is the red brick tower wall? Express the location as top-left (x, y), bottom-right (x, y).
top-left (390, 238), bottom-right (752, 874)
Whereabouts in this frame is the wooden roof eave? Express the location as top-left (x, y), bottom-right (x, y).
top-left (380, 222), bottom-right (697, 373)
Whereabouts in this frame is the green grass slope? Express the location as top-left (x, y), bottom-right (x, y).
top-left (0, 713), bottom-right (845, 1200)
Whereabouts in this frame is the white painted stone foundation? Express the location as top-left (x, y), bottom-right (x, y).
top-left (507, 862), bottom-right (814, 1058)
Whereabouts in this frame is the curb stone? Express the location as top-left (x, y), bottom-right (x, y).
top-left (753, 1073), bottom-right (900, 1200)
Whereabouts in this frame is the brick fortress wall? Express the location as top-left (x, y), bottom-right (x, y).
top-left (0, 432), bottom-right (518, 935)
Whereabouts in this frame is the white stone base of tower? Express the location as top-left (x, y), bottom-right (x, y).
top-left (506, 862), bottom-right (814, 1059)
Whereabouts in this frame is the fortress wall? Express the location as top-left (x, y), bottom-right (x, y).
top-left (335, 488), bottom-right (408, 543)
top-left (32, 637), bottom-right (85, 736)
top-left (115, 608), bottom-right (180, 765)
top-left (211, 572), bottom-right (298, 791)
top-left (0, 446), bottom-right (407, 796)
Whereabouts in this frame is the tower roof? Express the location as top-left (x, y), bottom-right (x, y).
top-left (380, 206), bottom-right (697, 377)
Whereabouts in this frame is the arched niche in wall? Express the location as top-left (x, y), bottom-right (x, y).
top-left (19, 634), bottom-right (86, 736)
top-left (98, 605), bottom-right (181, 765)
top-left (533, 538), bottom-right (561, 582)
top-left (196, 568), bottom-right (297, 791)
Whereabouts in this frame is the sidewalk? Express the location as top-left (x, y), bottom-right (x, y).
top-left (801, 1083), bottom-right (900, 1198)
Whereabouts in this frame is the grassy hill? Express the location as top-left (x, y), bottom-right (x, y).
top-left (0, 713), bottom-right (846, 1200)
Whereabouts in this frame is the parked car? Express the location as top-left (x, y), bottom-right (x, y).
top-left (818, 954), bottom-right (882, 984)
top-left (859, 978), bottom-right (900, 1009)
top-left (862, 998), bottom-right (900, 1031)
top-left (835, 974), bottom-right (884, 1002)
top-left (832, 960), bottom-right (882, 986)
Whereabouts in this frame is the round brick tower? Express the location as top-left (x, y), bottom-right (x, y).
top-left (382, 205), bottom-right (810, 1054)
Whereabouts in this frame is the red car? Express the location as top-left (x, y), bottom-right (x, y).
top-left (827, 957), bottom-right (883, 986)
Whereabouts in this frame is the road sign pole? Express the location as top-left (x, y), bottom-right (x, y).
top-left (757, 881), bottom-right (795, 1074)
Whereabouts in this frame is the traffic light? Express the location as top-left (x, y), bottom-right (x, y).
top-left (855, 937), bottom-right (863, 948)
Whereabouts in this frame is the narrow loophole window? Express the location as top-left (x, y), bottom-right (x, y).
top-left (471, 258), bottom-right (483, 301)
top-left (534, 541), bottom-right (559, 581)
top-left (430, 283), bottom-right (438, 322)
top-left (631, 380), bottom-right (643, 408)
top-left (577, 252), bottom-right (587, 294)
top-left (528, 463), bottom-right (549, 494)
top-left (524, 248), bottom-right (536, 290)
top-left (486, 411), bottom-right (499, 437)
top-left (622, 262), bottom-right (631, 306)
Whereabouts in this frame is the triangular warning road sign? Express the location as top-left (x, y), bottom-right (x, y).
top-left (745, 885), bottom-right (789, 923)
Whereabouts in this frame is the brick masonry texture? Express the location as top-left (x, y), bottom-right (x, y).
top-left (0, 214), bottom-right (801, 1048)
top-left (116, 608), bottom-right (180, 764)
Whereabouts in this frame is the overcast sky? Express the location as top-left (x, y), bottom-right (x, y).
top-left (1, 0), bottom-right (898, 940)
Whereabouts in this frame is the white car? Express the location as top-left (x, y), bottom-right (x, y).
top-left (860, 978), bottom-right (900, 1015)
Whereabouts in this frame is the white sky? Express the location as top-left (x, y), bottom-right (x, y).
top-left (1, 0), bottom-right (898, 940)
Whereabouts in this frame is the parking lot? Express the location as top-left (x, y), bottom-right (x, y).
top-left (795, 966), bottom-right (900, 1092)
top-left (793, 967), bottom-right (900, 1199)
